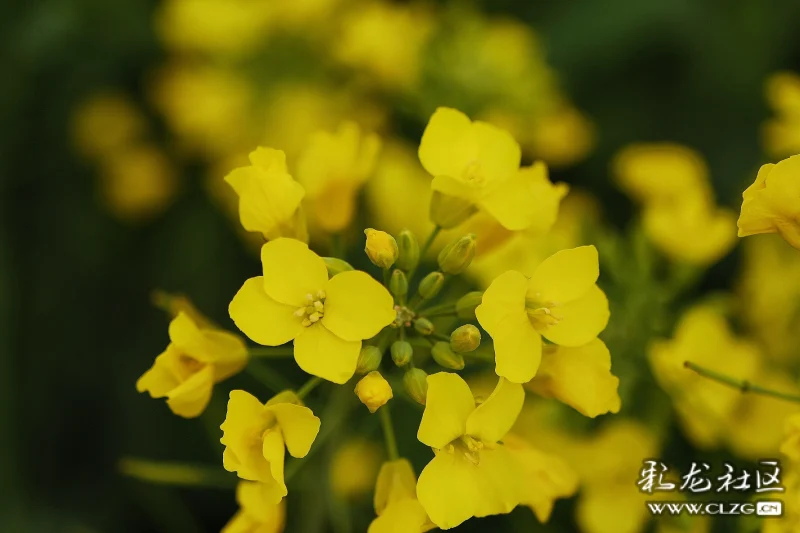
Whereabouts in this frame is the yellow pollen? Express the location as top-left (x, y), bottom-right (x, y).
top-left (462, 160), bottom-right (486, 187)
top-left (298, 291), bottom-right (326, 327)
top-left (525, 296), bottom-right (562, 329)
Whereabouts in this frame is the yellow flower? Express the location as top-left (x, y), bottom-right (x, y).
top-left (354, 371), bottom-right (393, 413)
top-left (738, 155), bottom-right (800, 250)
top-left (644, 196), bottom-right (737, 265)
top-left (781, 414), bottom-right (800, 463)
top-left (229, 238), bottom-right (395, 384)
top-left (528, 106), bottom-right (595, 168)
top-left (649, 305), bottom-right (760, 449)
top-left (613, 143), bottom-right (710, 206)
top-left (502, 434), bottom-right (578, 523)
top-left (415, 373), bottom-right (525, 529)
top-left (763, 72), bottom-right (800, 158)
top-left (224, 147), bottom-right (308, 242)
top-left (330, 438), bottom-right (383, 499)
top-left (136, 312), bottom-right (248, 418)
top-left (222, 481), bottom-right (286, 533)
top-left (420, 107), bottom-right (567, 232)
top-left (71, 92), bottom-right (145, 159)
top-left (476, 246), bottom-right (610, 383)
top-left (220, 389), bottom-right (321, 499)
top-left (368, 459), bottom-right (434, 533)
top-left (364, 229), bottom-right (398, 269)
top-left (527, 338), bottom-right (621, 418)
top-left (296, 122), bottom-right (381, 233)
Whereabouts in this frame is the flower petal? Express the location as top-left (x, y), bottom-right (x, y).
top-left (136, 346), bottom-right (181, 398)
top-left (480, 162), bottom-right (565, 231)
top-left (168, 312), bottom-right (210, 361)
top-left (229, 277), bottom-right (302, 346)
top-left (528, 246), bottom-right (599, 304)
top-left (490, 310), bottom-right (542, 383)
top-left (417, 372), bottom-right (475, 449)
top-left (267, 402), bottom-right (321, 458)
top-left (221, 390), bottom-right (273, 482)
top-left (418, 107), bottom-right (477, 178)
top-left (261, 430), bottom-right (288, 501)
top-left (528, 339), bottom-right (621, 418)
top-left (203, 329), bottom-right (249, 382)
top-left (322, 270), bottom-right (396, 342)
top-left (466, 378), bottom-right (524, 443)
top-left (166, 364), bottom-right (214, 418)
top-left (368, 498), bottom-right (431, 533)
top-left (374, 459), bottom-right (418, 514)
top-left (261, 238), bottom-right (328, 307)
top-left (293, 324), bottom-right (361, 384)
top-left (470, 446), bottom-right (524, 519)
top-left (472, 120), bottom-right (521, 188)
top-left (475, 270), bottom-right (527, 335)
top-left (416, 453), bottom-right (480, 529)
top-left (542, 285), bottom-right (610, 347)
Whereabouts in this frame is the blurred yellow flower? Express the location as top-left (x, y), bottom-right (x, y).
top-left (136, 312), bottom-right (248, 418)
top-left (98, 143), bottom-right (178, 222)
top-left (502, 433), bottom-right (579, 523)
top-left (527, 338), bottom-right (621, 418)
top-left (329, 438), bottom-right (383, 499)
top-left (354, 371), bottom-right (393, 413)
top-left (369, 459), bottom-right (434, 533)
top-left (649, 305), bottom-right (760, 449)
top-left (613, 143), bottom-right (710, 206)
top-left (738, 155), bottom-right (800, 250)
top-left (72, 92), bottom-right (146, 159)
top-left (296, 122), bottom-right (381, 233)
top-left (223, 481), bottom-right (286, 533)
top-left (335, 1), bottom-right (433, 88)
top-left (476, 246), bottom-right (609, 383)
top-left (224, 147), bottom-right (308, 242)
top-left (221, 389), bottom-right (321, 499)
top-left (528, 105), bottom-right (595, 168)
top-left (420, 108), bottom-right (567, 232)
top-left (229, 238), bottom-right (395, 384)
top-left (763, 72), bottom-right (800, 158)
top-left (643, 196), bottom-right (737, 265)
top-left (416, 373), bottom-right (524, 529)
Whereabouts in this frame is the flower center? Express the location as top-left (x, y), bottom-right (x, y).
top-left (393, 305), bottom-right (415, 328)
top-left (461, 160), bottom-right (487, 187)
top-left (176, 354), bottom-right (205, 381)
top-left (439, 435), bottom-right (489, 466)
top-left (525, 293), bottom-right (562, 330)
top-left (295, 291), bottom-right (327, 327)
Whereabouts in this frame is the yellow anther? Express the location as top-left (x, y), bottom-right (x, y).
top-left (313, 300), bottom-right (324, 312)
top-left (309, 312), bottom-right (321, 323)
top-left (316, 290), bottom-right (326, 299)
top-left (294, 307), bottom-right (306, 317)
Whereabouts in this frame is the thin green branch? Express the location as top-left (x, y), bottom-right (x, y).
top-left (118, 458), bottom-right (236, 489)
top-left (379, 404), bottom-right (400, 460)
top-left (248, 346), bottom-right (294, 358)
top-left (684, 361), bottom-right (800, 404)
top-left (245, 360), bottom-right (293, 392)
top-left (297, 376), bottom-right (324, 400)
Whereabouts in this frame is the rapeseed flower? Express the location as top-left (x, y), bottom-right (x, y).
top-left (738, 155), bottom-right (800, 250)
top-left (229, 238), bottom-right (395, 384)
top-left (223, 481), bottom-right (286, 533)
top-left (220, 389), bottom-right (321, 500)
top-left (476, 245), bottom-right (609, 383)
top-left (369, 459), bottom-right (434, 533)
top-left (354, 371), bottom-right (393, 413)
top-left (415, 373), bottom-right (525, 529)
top-left (763, 72), bottom-right (800, 158)
top-left (136, 312), bottom-right (248, 418)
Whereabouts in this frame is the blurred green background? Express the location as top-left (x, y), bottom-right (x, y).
top-left (2, 0), bottom-right (800, 531)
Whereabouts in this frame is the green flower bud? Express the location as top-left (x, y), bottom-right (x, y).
top-left (355, 345), bottom-right (383, 374)
top-left (418, 271), bottom-right (445, 300)
top-left (323, 257), bottom-right (354, 277)
top-left (403, 368), bottom-right (428, 405)
top-left (389, 269), bottom-right (408, 299)
top-left (390, 340), bottom-right (413, 367)
top-left (364, 228), bottom-right (398, 269)
top-left (450, 324), bottom-right (481, 353)
top-left (456, 291), bottom-right (484, 320)
top-left (431, 341), bottom-right (465, 370)
top-left (396, 230), bottom-right (420, 272)
top-left (413, 317), bottom-right (435, 335)
top-left (429, 191), bottom-right (478, 229)
top-left (437, 234), bottom-right (477, 275)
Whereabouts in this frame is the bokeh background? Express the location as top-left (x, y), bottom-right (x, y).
top-left (3, 0), bottom-right (800, 532)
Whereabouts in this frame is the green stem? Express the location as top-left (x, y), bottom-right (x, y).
top-left (420, 226), bottom-right (442, 258)
top-left (246, 360), bottom-right (293, 392)
top-left (118, 458), bottom-right (236, 489)
top-left (684, 361), bottom-right (800, 404)
top-left (248, 346), bottom-right (294, 358)
top-left (297, 376), bottom-right (324, 400)
top-left (431, 332), bottom-right (450, 342)
top-left (330, 233), bottom-right (345, 258)
top-left (383, 268), bottom-right (391, 287)
top-left (379, 404), bottom-right (400, 460)
top-left (417, 302), bottom-right (457, 317)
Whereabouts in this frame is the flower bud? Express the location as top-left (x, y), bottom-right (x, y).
top-left (396, 230), bottom-right (420, 272)
top-left (413, 317), bottom-right (434, 335)
top-left (431, 341), bottom-right (465, 370)
top-left (437, 234), bottom-right (477, 275)
top-left (429, 191), bottom-right (478, 229)
top-left (403, 368), bottom-right (428, 405)
top-left (355, 345), bottom-right (383, 374)
top-left (450, 324), bottom-right (481, 353)
top-left (456, 291), bottom-right (484, 320)
top-left (389, 269), bottom-right (408, 299)
top-left (354, 371), bottom-right (393, 413)
top-left (417, 271), bottom-right (445, 300)
top-left (323, 257), bottom-right (354, 277)
top-left (364, 229), bottom-right (398, 269)
top-left (390, 340), bottom-right (413, 367)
